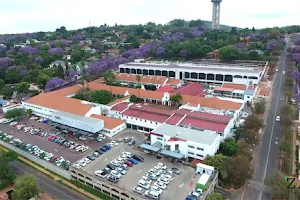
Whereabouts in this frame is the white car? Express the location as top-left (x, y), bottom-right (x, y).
top-left (276, 69), bottom-right (279, 72)
top-left (138, 180), bottom-right (151, 189)
top-left (276, 116), bottom-right (280, 122)
top-left (150, 186), bottom-right (162, 195)
top-left (110, 140), bottom-right (119, 147)
top-left (83, 158), bottom-right (91, 163)
top-left (158, 177), bottom-right (170, 185)
top-left (73, 163), bottom-right (82, 169)
top-left (154, 181), bottom-right (167, 190)
top-left (283, 71), bottom-right (286, 75)
top-left (162, 174), bottom-right (173, 181)
top-left (110, 170), bottom-right (122, 179)
top-left (133, 186), bottom-right (143, 194)
top-left (79, 136), bottom-right (87, 141)
top-left (157, 163), bottom-right (167, 170)
top-left (121, 151), bottom-right (132, 157)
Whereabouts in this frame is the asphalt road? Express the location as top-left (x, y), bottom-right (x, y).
top-left (10, 160), bottom-right (85, 200)
top-left (242, 38), bottom-right (290, 200)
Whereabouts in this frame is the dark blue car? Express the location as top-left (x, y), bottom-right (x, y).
top-left (100, 147), bottom-right (107, 152)
top-left (186, 195), bottom-right (198, 200)
top-left (128, 158), bottom-right (138, 165)
top-left (103, 144), bottom-right (111, 150)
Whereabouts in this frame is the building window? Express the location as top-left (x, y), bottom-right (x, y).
top-left (188, 145), bottom-right (194, 149)
top-left (197, 154), bottom-right (203, 157)
top-left (166, 145), bottom-right (171, 150)
top-left (188, 151), bottom-right (194, 155)
top-left (197, 147), bottom-right (204, 151)
top-left (157, 137), bottom-right (163, 140)
top-left (175, 144), bottom-right (179, 150)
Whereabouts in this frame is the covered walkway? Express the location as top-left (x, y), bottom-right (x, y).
top-left (159, 149), bottom-right (185, 159)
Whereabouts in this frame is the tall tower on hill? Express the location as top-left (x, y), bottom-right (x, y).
top-left (211, 0), bottom-right (222, 30)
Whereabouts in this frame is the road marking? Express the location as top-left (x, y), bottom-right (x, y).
top-left (11, 163), bottom-right (77, 200)
top-left (54, 149), bottom-right (58, 152)
top-left (137, 170), bottom-right (142, 174)
top-left (179, 183), bottom-right (184, 187)
top-left (104, 158), bottom-right (107, 161)
top-left (259, 42), bottom-right (287, 200)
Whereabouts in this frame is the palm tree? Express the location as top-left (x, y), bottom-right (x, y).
top-left (170, 93), bottom-right (183, 108)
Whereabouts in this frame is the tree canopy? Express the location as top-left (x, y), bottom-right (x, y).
top-left (170, 93), bottom-right (183, 106)
top-left (204, 154), bottom-right (229, 180)
top-left (4, 108), bottom-right (25, 119)
top-left (219, 138), bottom-right (238, 156)
top-left (12, 174), bottom-right (41, 200)
top-left (16, 82), bottom-right (30, 93)
top-left (130, 94), bottom-right (138, 103)
top-left (219, 46), bottom-right (239, 61)
top-left (0, 157), bottom-right (15, 184)
top-left (206, 192), bottom-right (226, 200)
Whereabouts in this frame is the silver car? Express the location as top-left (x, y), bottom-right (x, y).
top-left (133, 186), bottom-right (143, 194)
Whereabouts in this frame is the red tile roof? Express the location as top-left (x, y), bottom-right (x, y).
top-left (214, 87), bottom-right (235, 92)
top-left (175, 109), bottom-right (231, 123)
top-left (90, 114), bottom-right (125, 130)
top-left (156, 85), bottom-right (174, 93)
top-left (179, 117), bottom-right (227, 133)
top-left (168, 137), bottom-right (187, 142)
top-left (171, 82), bottom-right (204, 96)
top-left (122, 108), bottom-right (170, 123)
top-left (111, 102), bottom-right (130, 112)
top-left (166, 78), bottom-right (181, 85)
top-left (115, 73), bottom-right (167, 85)
top-left (165, 114), bottom-right (184, 125)
top-left (24, 92), bottom-right (92, 116)
top-left (222, 83), bottom-right (247, 90)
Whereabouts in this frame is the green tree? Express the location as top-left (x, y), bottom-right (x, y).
top-left (206, 192), bottom-right (226, 200)
top-left (104, 72), bottom-right (115, 84)
top-left (219, 46), bottom-right (239, 61)
top-left (3, 150), bottom-right (18, 162)
top-left (204, 154), bottom-right (229, 180)
top-left (37, 73), bottom-right (51, 89)
top-left (55, 64), bottom-right (65, 79)
top-left (5, 67), bottom-right (21, 83)
top-left (281, 104), bottom-right (295, 119)
top-left (244, 129), bottom-right (259, 145)
top-left (265, 172), bottom-right (300, 199)
top-left (0, 157), bottom-right (16, 184)
top-left (12, 174), bottom-right (41, 200)
top-left (269, 29), bottom-right (280, 39)
top-left (0, 86), bottom-right (13, 98)
top-left (130, 94), bottom-right (138, 103)
top-left (4, 108), bottom-right (25, 119)
top-left (234, 126), bottom-right (245, 141)
top-left (219, 138), bottom-right (238, 156)
top-left (170, 93), bottom-right (183, 107)
top-left (16, 82), bottom-right (30, 93)
top-left (252, 27), bottom-right (256, 31)
top-left (248, 51), bottom-right (259, 60)
top-left (244, 115), bottom-right (263, 132)
top-left (228, 155), bottom-right (252, 186)
top-left (237, 139), bottom-right (252, 159)
top-left (189, 19), bottom-right (204, 27)
top-left (169, 19), bottom-right (185, 27)
top-left (0, 79), bottom-right (4, 90)
top-left (230, 27), bottom-right (238, 35)
top-left (90, 90), bottom-right (114, 104)
top-left (254, 101), bottom-right (266, 114)
top-left (26, 109), bottom-right (33, 117)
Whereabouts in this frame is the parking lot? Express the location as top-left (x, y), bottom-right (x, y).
top-left (0, 119), bottom-right (110, 163)
top-left (82, 132), bottom-right (195, 200)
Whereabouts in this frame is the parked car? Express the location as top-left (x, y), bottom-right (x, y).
top-left (132, 186), bottom-right (143, 194)
top-left (128, 140), bottom-right (136, 146)
top-left (128, 158), bottom-right (138, 165)
top-left (138, 180), bottom-right (151, 189)
top-left (87, 155), bottom-right (96, 161)
top-left (123, 137), bottom-right (132, 143)
top-left (107, 175), bottom-right (119, 183)
top-left (95, 149), bottom-right (103, 154)
top-left (171, 167), bottom-right (181, 175)
top-left (107, 163), bottom-right (117, 170)
top-left (79, 136), bottom-right (87, 141)
top-left (103, 144), bottom-right (111, 150)
top-left (154, 181), bottom-right (167, 190)
top-left (144, 190), bottom-right (160, 200)
top-left (132, 154), bottom-right (144, 162)
top-left (100, 146), bottom-right (107, 152)
top-left (124, 161), bottom-right (133, 167)
top-left (110, 170), bottom-right (122, 179)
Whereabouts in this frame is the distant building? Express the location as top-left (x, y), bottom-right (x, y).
top-left (206, 50), bottom-right (220, 59)
top-left (49, 60), bottom-right (66, 69)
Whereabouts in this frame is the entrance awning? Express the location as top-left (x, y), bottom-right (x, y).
top-left (139, 144), bottom-right (161, 152)
top-left (159, 149), bottom-right (185, 159)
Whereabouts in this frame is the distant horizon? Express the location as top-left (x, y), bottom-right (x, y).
top-left (1, 0), bottom-right (299, 34)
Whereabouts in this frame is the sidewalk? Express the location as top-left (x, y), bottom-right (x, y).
top-left (0, 146), bottom-right (101, 200)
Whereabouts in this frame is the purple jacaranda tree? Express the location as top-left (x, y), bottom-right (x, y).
top-left (34, 56), bottom-right (44, 64)
top-left (45, 77), bottom-right (67, 92)
top-left (6, 48), bottom-right (16, 55)
top-left (280, 37), bottom-right (286, 44)
top-left (0, 57), bottom-right (12, 68)
top-left (18, 33), bottom-right (33, 39)
top-left (291, 46), bottom-right (300, 53)
top-left (0, 45), bottom-right (7, 52)
top-left (18, 66), bottom-right (28, 76)
top-left (48, 48), bottom-right (64, 55)
top-left (179, 49), bottom-right (190, 57)
top-left (192, 28), bottom-right (202, 38)
top-left (73, 34), bottom-right (85, 43)
top-left (266, 40), bottom-right (281, 51)
top-left (156, 47), bottom-right (165, 57)
top-left (293, 36), bottom-right (300, 45)
top-left (67, 69), bottom-right (78, 80)
top-left (235, 42), bottom-right (248, 52)
top-left (292, 53), bottom-right (300, 65)
top-left (19, 46), bottom-right (39, 54)
top-left (171, 32), bottom-right (184, 41)
top-left (6, 36), bottom-right (16, 42)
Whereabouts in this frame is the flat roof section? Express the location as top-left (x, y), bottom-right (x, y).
top-left (122, 108), bottom-right (170, 123)
top-left (160, 149), bottom-right (185, 159)
top-left (139, 143), bottom-right (161, 152)
top-left (179, 116), bottom-right (227, 133)
top-left (54, 111), bottom-right (103, 124)
top-left (152, 124), bottom-right (219, 145)
top-left (214, 87), bottom-right (234, 92)
top-left (198, 173), bottom-right (211, 185)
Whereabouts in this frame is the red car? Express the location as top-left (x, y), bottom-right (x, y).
top-left (48, 135), bottom-right (54, 141)
top-left (124, 161), bottom-right (133, 167)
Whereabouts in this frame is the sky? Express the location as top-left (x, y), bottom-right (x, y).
top-left (0, 0), bottom-right (299, 34)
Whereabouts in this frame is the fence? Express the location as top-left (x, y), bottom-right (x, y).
top-left (0, 140), bottom-right (71, 179)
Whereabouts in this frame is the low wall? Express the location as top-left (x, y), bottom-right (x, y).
top-left (0, 140), bottom-right (71, 179)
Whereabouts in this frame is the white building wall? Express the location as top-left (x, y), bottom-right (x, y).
top-left (51, 113), bottom-right (104, 133)
top-left (121, 114), bottom-right (161, 130)
top-left (100, 123), bottom-right (126, 137)
top-left (22, 102), bottom-right (57, 119)
top-left (150, 133), bottom-right (221, 161)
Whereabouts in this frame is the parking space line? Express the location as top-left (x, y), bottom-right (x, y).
top-left (137, 170), bottom-right (142, 174)
top-left (104, 158), bottom-right (107, 161)
top-left (179, 183), bottom-right (184, 188)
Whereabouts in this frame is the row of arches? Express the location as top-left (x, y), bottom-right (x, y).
top-left (120, 68), bottom-right (176, 78)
